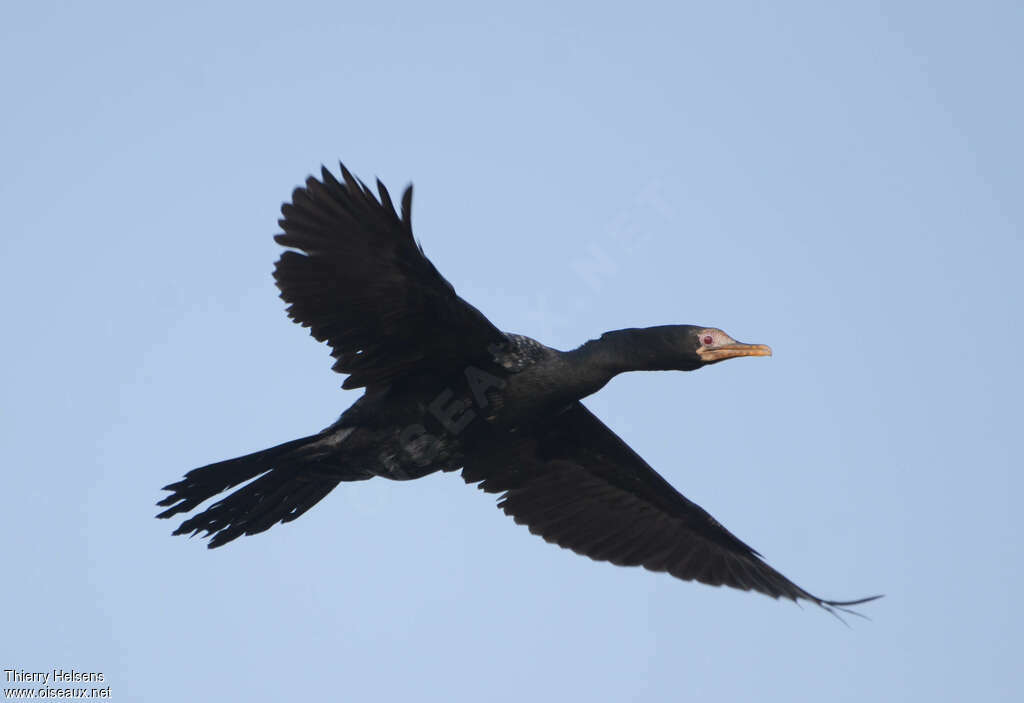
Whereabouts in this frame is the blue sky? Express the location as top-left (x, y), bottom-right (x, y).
top-left (2, 1), bottom-right (1022, 701)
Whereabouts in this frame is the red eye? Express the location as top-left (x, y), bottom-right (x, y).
top-left (702, 334), bottom-right (714, 346)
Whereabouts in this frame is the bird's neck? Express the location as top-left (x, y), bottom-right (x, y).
top-left (494, 328), bottom-right (693, 419)
top-left (562, 327), bottom-right (693, 387)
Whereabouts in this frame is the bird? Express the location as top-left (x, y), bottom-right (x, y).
top-left (157, 162), bottom-right (878, 617)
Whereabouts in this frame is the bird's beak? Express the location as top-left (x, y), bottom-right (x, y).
top-left (697, 342), bottom-right (773, 363)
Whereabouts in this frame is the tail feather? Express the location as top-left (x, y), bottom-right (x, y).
top-left (156, 432), bottom-right (371, 548)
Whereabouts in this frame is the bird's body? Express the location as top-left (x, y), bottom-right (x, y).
top-left (158, 163), bottom-right (877, 616)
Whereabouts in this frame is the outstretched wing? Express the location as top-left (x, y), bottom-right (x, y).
top-left (274, 163), bottom-right (506, 389)
top-left (462, 402), bottom-right (879, 615)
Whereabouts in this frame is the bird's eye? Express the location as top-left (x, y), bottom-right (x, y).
top-left (702, 334), bottom-right (714, 346)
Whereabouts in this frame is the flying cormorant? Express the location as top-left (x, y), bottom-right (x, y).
top-left (157, 163), bottom-right (878, 616)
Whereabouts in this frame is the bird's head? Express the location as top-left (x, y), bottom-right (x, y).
top-left (690, 326), bottom-right (773, 366)
top-left (581, 325), bottom-right (772, 378)
top-left (611, 324), bottom-right (772, 371)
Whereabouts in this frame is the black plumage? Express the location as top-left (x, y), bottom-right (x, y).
top-left (157, 163), bottom-right (878, 616)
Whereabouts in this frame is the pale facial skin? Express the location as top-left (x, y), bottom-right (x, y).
top-left (695, 327), bottom-right (773, 363)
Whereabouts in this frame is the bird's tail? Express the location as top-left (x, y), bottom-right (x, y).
top-left (156, 431), bottom-right (371, 548)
